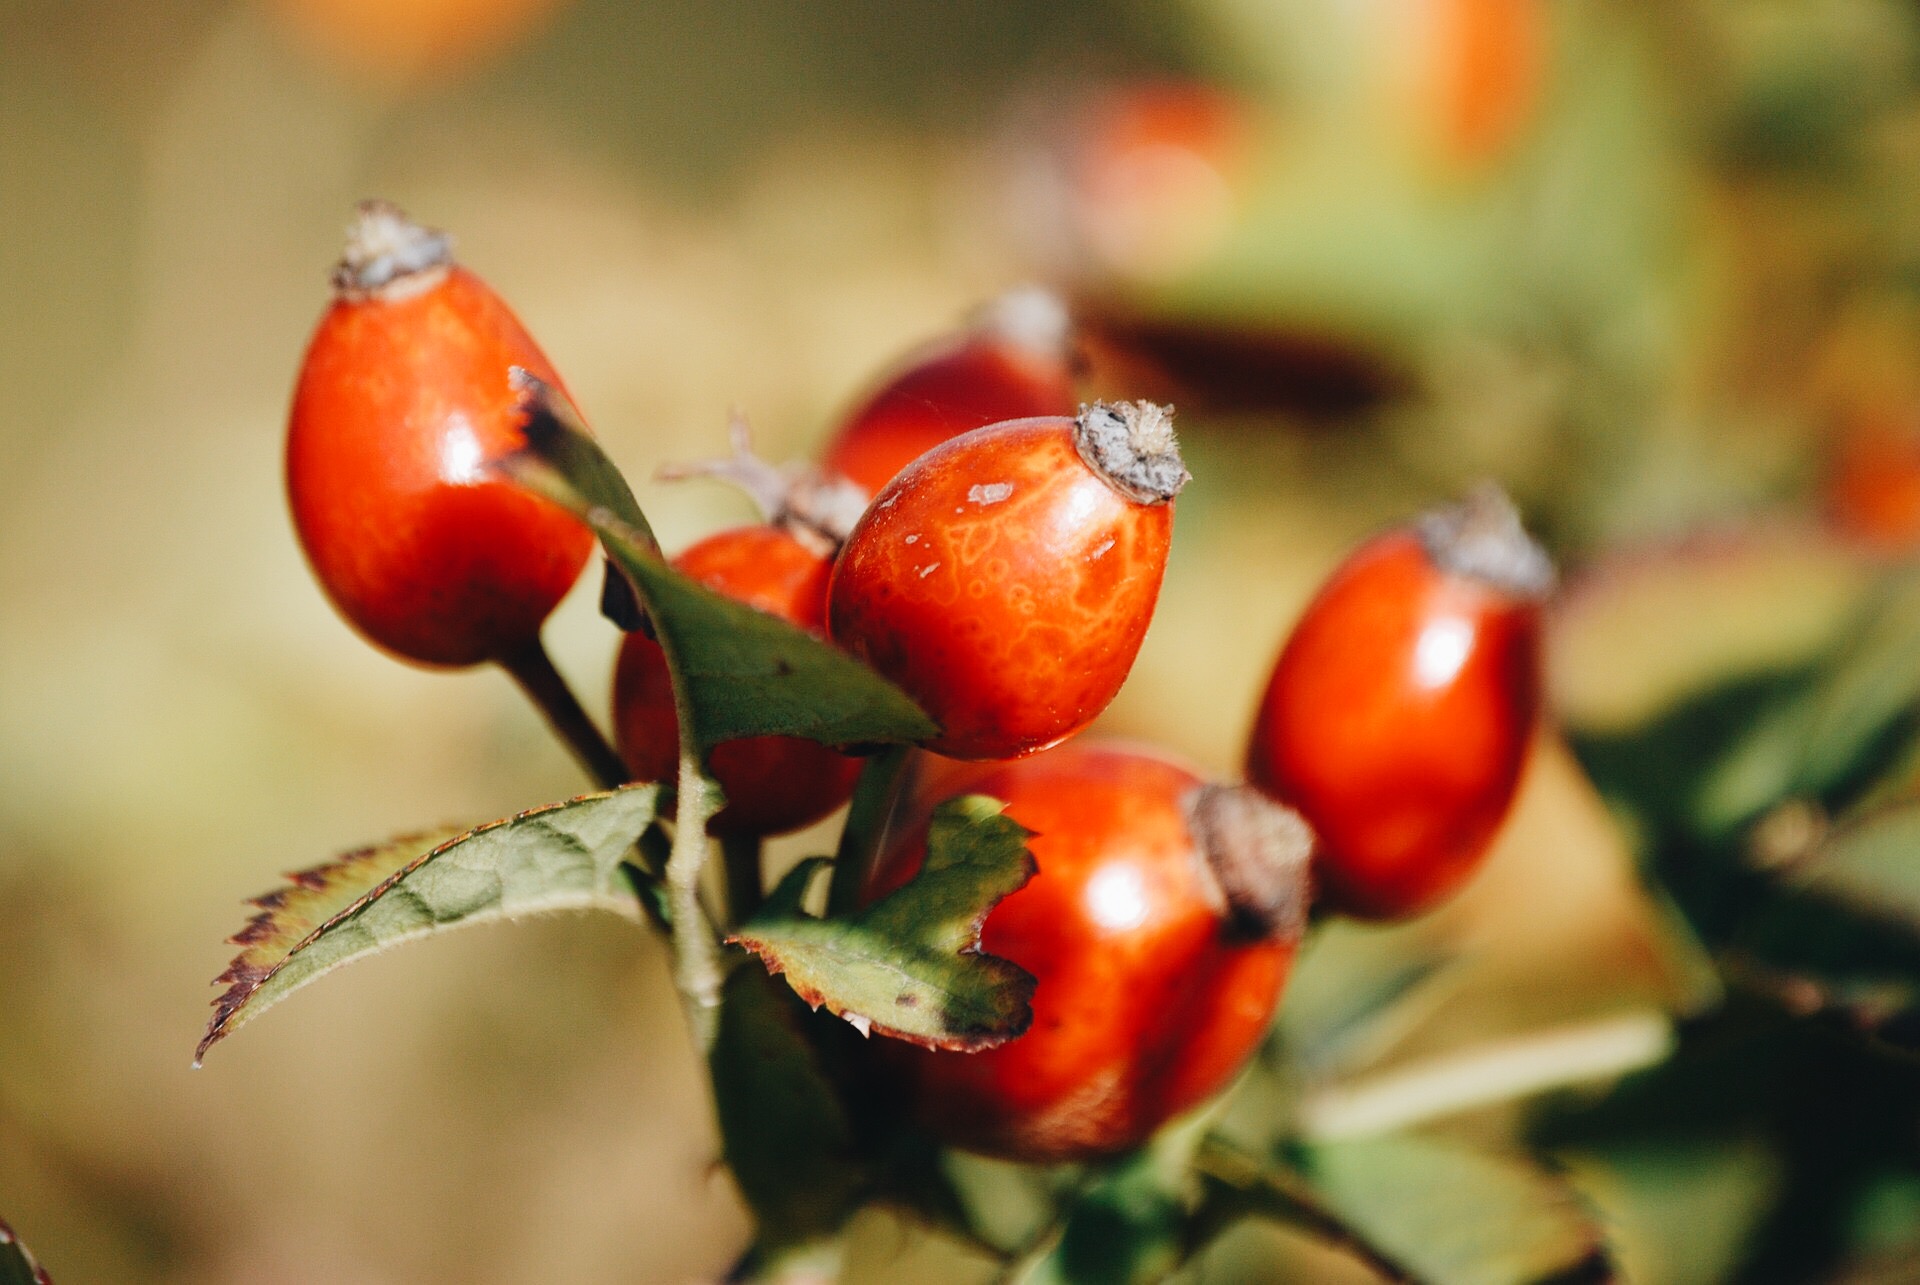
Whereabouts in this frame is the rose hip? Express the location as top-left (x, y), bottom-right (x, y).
top-left (827, 400), bottom-right (1187, 762)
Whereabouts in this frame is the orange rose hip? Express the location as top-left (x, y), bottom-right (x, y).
top-left (820, 286), bottom-right (1080, 498)
top-left (287, 201), bottom-right (593, 667)
top-left (866, 741), bottom-right (1310, 1163)
top-left (1245, 485), bottom-right (1552, 919)
top-left (827, 400), bottom-right (1187, 761)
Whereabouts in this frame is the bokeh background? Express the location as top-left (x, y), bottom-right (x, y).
top-left (2, 0), bottom-right (1917, 1279)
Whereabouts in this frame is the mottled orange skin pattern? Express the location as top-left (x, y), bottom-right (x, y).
top-left (614, 526), bottom-right (861, 837)
top-left (287, 265), bottom-right (593, 667)
top-left (827, 417), bottom-right (1174, 761)
top-left (867, 742), bottom-right (1294, 1163)
top-left (1246, 531), bottom-right (1542, 920)
top-left (821, 337), bottom-right (1078, 499)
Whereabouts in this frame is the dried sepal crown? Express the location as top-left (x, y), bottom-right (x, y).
top-left (1073, 399), bottom-right (1189, 505)
top-left (329, 199), bottom-right (454, 300)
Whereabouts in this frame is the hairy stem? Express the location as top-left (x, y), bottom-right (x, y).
top-left (497, 637), bottom-right (629, 790)
top-left (669, 757), bottom-right (726, 1049)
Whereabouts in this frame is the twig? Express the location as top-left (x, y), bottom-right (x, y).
top-left (496, 637), bottom-right (629, 790)
top-left (1294, 1010), bottom-right (1674, 1141)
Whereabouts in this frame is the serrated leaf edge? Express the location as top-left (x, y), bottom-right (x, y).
top-left (196, 785), bottom-right (657, 1066)
top-left (728, 802), bottom-right (1039, 1053)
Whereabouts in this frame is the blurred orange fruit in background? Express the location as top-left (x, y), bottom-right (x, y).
top-left (1425, 0), bottom-right (1548, 170)
top-left (1070, 79), bottom-right (1256, 280)
top-left (265, 0), bottom-right (575, 86)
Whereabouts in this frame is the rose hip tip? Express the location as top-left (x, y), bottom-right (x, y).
top-left (1186, 782), bottom-right (1314, 943)
top-left (1417, 482), bottom-right (1556, 599)
top-left (331, 199), bottom-right (454, 300)
top-left (1073, 399), bottom-right (1188, 505)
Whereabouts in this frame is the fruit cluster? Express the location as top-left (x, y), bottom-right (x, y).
top-left (285, 201), bottom-right (1552, 1164)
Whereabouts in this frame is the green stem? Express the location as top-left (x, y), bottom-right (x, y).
top-left (669, 757), bottom-right (726, 1049)
top-left (1193, 1139), bottom-right (1416, 1283)
top-left (723, 833), bottom-right (765, 924)
top-left (827, 746), bottom-right (911, 915)
top-left (497, 636), bottom-right (629, 790)
top-left (498, 636), bottom-right (673, 918)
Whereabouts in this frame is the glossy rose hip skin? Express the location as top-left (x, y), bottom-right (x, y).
top-left (614, 525), bottom-right (862, 837)
top-left (821, 286), bottom-right (1079, 498)
top-left (866, 742), bottom-right (1307, 1163)
top-left (827, 401), bottom-right (1185, 762)
top-left (1245, 488), bottom-right (1551, 919)
top-left (287, 202), bottom-right (593, 667)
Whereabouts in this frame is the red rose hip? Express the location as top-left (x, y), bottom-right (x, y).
top-left (286, 201), bottom-right (594, 668)
top-left (821, 286), bottom-right (1080, 498)
top-left (867, 741), bottom-right (1310, 1163)
top-left (1245, 485), bottom-right (1553, 919)
top-left (827, 400), bottom-right (1187, 762)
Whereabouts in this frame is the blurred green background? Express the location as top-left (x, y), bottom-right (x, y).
top-left (3, 0), bottom-right (1917, 1279)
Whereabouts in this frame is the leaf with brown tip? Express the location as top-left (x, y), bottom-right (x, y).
top-left (0, 1215), bottom-right (52, 1285)
top-left (197, 785), bottom-right (660, 1065)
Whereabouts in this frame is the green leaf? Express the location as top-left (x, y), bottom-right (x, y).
top-left (709, 964), bottom-right (868, 1247)
top-left (1697, 572), bottom-right (1920, 831)
top-left (1298, 1135), bottom-right (1613, 1285)
top-left (0, 1216), bottom-right (51, 1285)
top-left (1013, 1117), bottom-right (1215, 1285)
top-left (1794, 800), bottom-right (1920, 931)
top-left (509, 373), bottom-right (660, 550)
top-left (495, 399), bottom-right (939, 754)
top-left (1724, 799), bottom-right (1920, 1047)
top-left (1272, 919), bottom-right (1458, 1081)
top-left (197, 785), bottom-right (660, 1064)
top-left (1550, 525), bottom-right (1870, 739)
top-left (1559, 1137), bottom-right (1781, 1285)
top-left (730, 795), bottom-right (1037, 1051)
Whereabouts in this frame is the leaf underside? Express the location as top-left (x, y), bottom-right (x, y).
top-left (496, 405), bottom-right (939, 754)
top-left (0, 1215), bottom-right (51, 1285)
top-left (709, 965), bottom-right (869, 1245)
top-left (1299, 1134), bottom-right (1613, 1285)
top-left (197, 785), bottom-right (660, 1065)
top-left (731, 795), bottom-right (1038, 1051)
